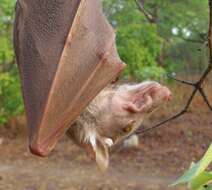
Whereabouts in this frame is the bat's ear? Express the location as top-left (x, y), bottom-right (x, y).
top-left (85, 136), bottom-right (109, 171)
top-left (122, 95), bottom-right (153, 113)
top-left (120, 82), bottom-right (162, 113)
top-left (121, 82), bottom-right (172, 113)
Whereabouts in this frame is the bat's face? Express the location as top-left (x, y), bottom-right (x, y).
top-left (67, 81), bottom-right (172, 171)
top-left (98, 81), bottom-right (172, 143)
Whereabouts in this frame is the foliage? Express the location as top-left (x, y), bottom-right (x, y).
top-left (172, 143), bottom-right (212, 190)
top-left (0, 0), bottom-right (21, 124)
top-left (103, 0), bottom-right (209, 76)
top-left (103, 0), bottom-right (165, 80)
top-left (0, 0), bottom-right (16, 71)
top-left (0, 71), bottom-right (24, 124)
top-left (117, 24), bottom-right (165, 80)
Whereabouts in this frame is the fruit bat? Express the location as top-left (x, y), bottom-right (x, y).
top-left (14, 0), bottom-right (125, 156)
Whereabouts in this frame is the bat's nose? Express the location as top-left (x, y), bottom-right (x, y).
top-left (164, 91), bottom-right (172, 102)
top-left (167, 93), bottom-right (172, 101)
top-left (162, 86), bottom-right (172, 102)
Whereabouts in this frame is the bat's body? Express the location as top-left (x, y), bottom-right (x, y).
top-left (14, 0), bottom-right (172, 171)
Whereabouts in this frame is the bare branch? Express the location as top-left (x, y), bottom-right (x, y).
top-left (199, 88), bottom-right (212, 111)
top-left (175, 36), bottom-right (206, 44)
top-left (136, 110), bottom-right (186, 134)
top-left (136, 0), bottom-right (212, 135)
top-left (136, 88), bottom-right (198, 134)
top-left (134, 0), bottom-right (156, 23)
top-left (167, 74), bottom-right (195, 86)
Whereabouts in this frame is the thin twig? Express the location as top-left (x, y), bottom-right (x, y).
top-left (175, 36), bottom-right (207, 44)
top-left (136, 110), bottom-right (187, 134)
top-left (134, 0), bottom-right (156, 23)
top-left (199, 88), bottom-right (212, 111)
top-left (136, 0), bottom-right (212, 135)
top-left (167, 74), bottom-right (195, 86)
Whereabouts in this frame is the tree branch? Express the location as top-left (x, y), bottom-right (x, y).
top-left (176, 36), bottom-right (207, 44)
top-left (199, 87), bottom-right (212, 111)
top-left (167, 74), bottom-right (194, 86)
top-left (134, 0), bottom-right (156, 23)
top-left (136, 0), bottom-right (212, 135)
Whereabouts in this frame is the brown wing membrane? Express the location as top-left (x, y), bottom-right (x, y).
top-left (14, 0), bottom-right (125, 156)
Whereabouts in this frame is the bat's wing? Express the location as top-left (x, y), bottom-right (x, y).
top-left (14, 0), bottom-right (125, 156)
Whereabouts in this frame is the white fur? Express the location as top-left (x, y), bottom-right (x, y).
top-left (123, 135), bottom-right (139, 148)
top-left (83, 129), bottom-right (97, 149)
top-left (104, 138), bottom-right (114, 147)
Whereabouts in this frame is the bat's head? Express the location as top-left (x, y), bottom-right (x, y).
top-left (68, 81), bottom-right (172, 171)
top-left (99, 81), bottom-right (172, 141)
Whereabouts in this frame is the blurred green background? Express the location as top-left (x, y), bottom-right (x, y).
top-left (0, 0), bottom-right (209, 125)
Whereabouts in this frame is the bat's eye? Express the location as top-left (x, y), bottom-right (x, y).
top-left (122, 121), bottom-right (135, 133)
top-left (147, 107), bottom-right (154, 113)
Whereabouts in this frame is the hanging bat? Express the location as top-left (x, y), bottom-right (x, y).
top-left (14, 0), bottom-right (125, 156)
top-left (14, 0), bottom-right (172, 171)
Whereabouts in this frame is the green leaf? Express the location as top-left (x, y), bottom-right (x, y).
top-left (201, 185), bottom-right (212, 190)
top-left (206, 185), bottom-right (212, 190)
top-left (189, 171), bottom-right (212, 190)
top-left (171, 143), bottom-right (212, 186)
top-left (0, 72), bottom-right (24, 124)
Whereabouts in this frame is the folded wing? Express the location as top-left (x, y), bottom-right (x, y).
top-left (14, 0), bottom-right (125, 156)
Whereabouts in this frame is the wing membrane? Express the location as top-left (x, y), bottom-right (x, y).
top-left (14, 0), bottom-right (125, 156)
